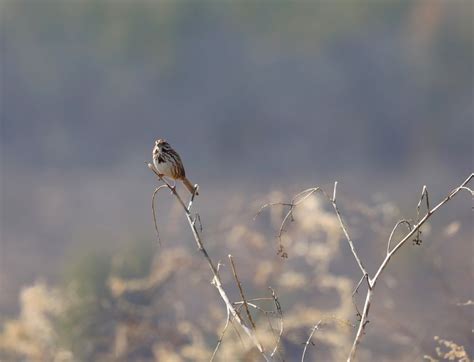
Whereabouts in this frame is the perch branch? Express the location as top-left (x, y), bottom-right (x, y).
top-left (147, 162), bottom-right (270, 361)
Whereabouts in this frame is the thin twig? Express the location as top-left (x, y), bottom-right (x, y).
top-left (233, 296), bottom-right (284, 360)
top-left (301, 316), bottom-right (354, 362)
top-left (260, 173), bottom-right (473, 361)
top-left (413, 185), bottom-right (430, 245)
top-left (459, 186), bottom-right (473, 195)
top-left (151, 185), bottom-right (167, 245)
top-left (233, 301), bottom-right (272, 313)
top-left (229, 255), bottom-right (257, 330)
top-left (386, 220), bottom-right (412, 254)
top-left (269, 287), bottom-right (284, 358)
top-left (254, 202), bottom-right (294, 219)
top-left (245, 297), bottom-right (274, 303)
top-left (301, 320), bottom-right (324, 362)
top-left (351, 274), bottom-right (366, 321)
top-left (210, 313), bottom-right (231, 362)
top-left (331, 181), bottom-right (369, 278)
top-left (256, 187), bottom-right (332, 258)
top-left (417, 185), bottom-right (430, 212)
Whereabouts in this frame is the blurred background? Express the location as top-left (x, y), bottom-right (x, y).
top-left (0, 1), bottom-right (472, 361)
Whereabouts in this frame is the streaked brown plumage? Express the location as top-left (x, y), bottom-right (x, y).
top-left (152, 139), bottom-right (198, 195)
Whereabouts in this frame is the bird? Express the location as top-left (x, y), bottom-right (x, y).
top-left (152, 139), bottom-right (198, 195)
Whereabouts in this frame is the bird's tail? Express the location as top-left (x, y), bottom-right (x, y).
top-left (182, 177), bottom-right (198, 195)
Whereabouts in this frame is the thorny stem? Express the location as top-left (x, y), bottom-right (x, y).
top-left (147, 163), bottom-right (270, 361)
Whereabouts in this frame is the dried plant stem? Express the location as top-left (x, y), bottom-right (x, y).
top-left (259, 172), bottom-right (472, 362)
top-left (269, 287), bottom-right (284, 358)
top-left (151, 185), bottom-right (167, 245)
top-left (210, 311), bottom-right (231, 362)
top-left (331, 182), bottom-right (369, 278)
top-left (347, 173), bottom-right (473, 361)
top-left (147, 163), bottom-right (270, 361)
top-left (229, 255), bottom-right (257, 330)
top-left (301, 319), bottom-right (324, 362)
top-left (301, 316), bottom-right (353, 362)
top-left (386, 220), bottom-right (412, 254)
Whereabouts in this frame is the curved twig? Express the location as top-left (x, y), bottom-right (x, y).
top-left (386, 220), bottom-right (412, 254)
top-left (151, 185), bottom-right (168, 245)
top-left (256, 187), bottom-right (333, 258)
top-left (210, 312), bottom-right (231, 362)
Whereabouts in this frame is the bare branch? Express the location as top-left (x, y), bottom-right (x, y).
top-left (254, 202), bottom-right (294, 220)
top-left (372, 173), bottom-right (473, 286)
top-left (234, 301), bottom-right (273, 313)
top-left (386, 220), bottom-right (412, 254)
top-left (147, 162), bottom-right (270, 361)
top-left (258, 182), bottom-right (370, 299)
top-left (210, 313), bottom-right (231, 362)
top-left (331, 181), bottom-right (369, 278)
top-left (233, 291), bottom-right (284, 361)
top-left (332, 181), bottom-right (338, 202)
top-left (348, 287), bottom-right (372, 362)
top-left (459, 186), bottom-right (473, 195)
top-left (301, 316), bottom-right (354, 362)
top-left (413, 185), bottom-right (430, 245)
top-left (348, 173), bottom-right (473, 362)
top-left (301, 319), bottom-right (324, 362)
top-left (262, 173), bottom-right (472, 362)
top-left (417, 185), bottom-right (430, 211)
top-left (256, 187), bottom-right (334, 258)
top-left (269, 287), bottom-right (284, 358)
top-left (229, 255), bottom-right (257, 331)
top-left (351, 274), bottom-right (366, 320)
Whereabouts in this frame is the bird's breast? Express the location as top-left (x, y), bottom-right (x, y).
top-left (153, 157), bottom-right (175, 178)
